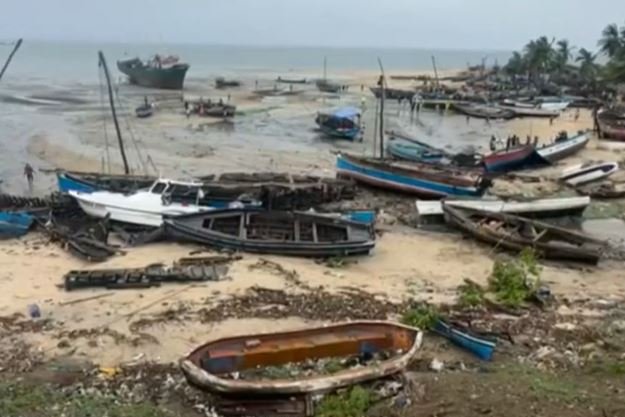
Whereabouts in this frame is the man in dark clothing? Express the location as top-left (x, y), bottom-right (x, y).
top-left (24, 163), bottom-right (34, 190)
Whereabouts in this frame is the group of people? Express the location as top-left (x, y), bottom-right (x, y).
top-left (489, 134), bottom-right (539, 151)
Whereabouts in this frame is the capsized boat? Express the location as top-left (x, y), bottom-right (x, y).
top-left (560, 162), bottom-right (619, 186)
top-left (0, 212), bottom-right (33, 238)
top-left (443, 204), bottom-right (605, 264)
top-left (164, 208), bottom-right (376, 257)
top-left (336, 153), bottom-right (490, 198)
top-left (482, 145), bottom-right (546, 173)
top-left (315, 107), bottom-right (362, 141)
top-left (417, 196), bottom-right (590, 220)
top-left (117, 55), bottom-right (189, 90)
top-left (180, 321), bottom-right (423, 395)
top-left (536, 132), bottom-right (589, 163)
top-left (69, 179), bottom-right (218, 227)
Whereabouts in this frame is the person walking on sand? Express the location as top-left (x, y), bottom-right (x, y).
top-left (549, 115), bottom-right (555, 126)
top-left (574, 108), bottom-right (580, 121)
top-left (24, 163), bottom-right (34, 191)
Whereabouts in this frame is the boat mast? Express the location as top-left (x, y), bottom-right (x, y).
top-left (98, 51), bottom-right (129, 175)
top-left (377, 58), bottom-right (386, 159)
top-left (431, 55), bottom-right (440, 90)
top-left (0, 38), bottom-right (23, 83)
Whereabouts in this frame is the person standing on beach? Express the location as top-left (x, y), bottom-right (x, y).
top-left (24, 163), bottom-right (34, 192)
top-left (549, 115), bottom-right (555, 126)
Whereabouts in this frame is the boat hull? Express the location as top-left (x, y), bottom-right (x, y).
top-left (483, 146), bottom-right (545, 173)
top-left (387, 140), bottom-right (444, 163)
top-left (0, 212), bottom-right (33, 238)
top-left (117, 59), bottom-right (189, 90)
top-left (536, 133), bottom-right (589, 163)
top-left (336, 154), bottom-right (486, 198)
top-left (560, 162), bottom-right (619, 186)
top-left (434, 320), bottom-right (496, 361)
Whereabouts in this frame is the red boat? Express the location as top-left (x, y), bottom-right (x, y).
top-left (482, 145), bottom-right (546, 173)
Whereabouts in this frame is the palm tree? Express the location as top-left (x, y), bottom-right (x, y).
top-left (524, 36), bottom-right (555, 82)
top-left (555, 39), bottom-right (574, 72)
top-left (576, 48), bottom-right (599, 82)
top-left (504, 51), bottom-right (526, 75)
top-left (598, 23), bottom-right (623, 58)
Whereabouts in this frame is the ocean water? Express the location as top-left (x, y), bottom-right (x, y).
top-left (1, 40), bottom-right (512, 85)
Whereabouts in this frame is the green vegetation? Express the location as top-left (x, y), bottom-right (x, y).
top-left (588, 359), bottom-right (625, 376)
top-left (488, 248), bottom-right (541, 308)
top-left (499, 365), bottom-right (582, 403)
top-left (0, 382), bottom-right (171, 417)
top-left (457, 279), bottom-right (485, 308)
top-left (316, 386), bottom-right (374, 417)
top-left (401, 303), bottom-right (440, 330)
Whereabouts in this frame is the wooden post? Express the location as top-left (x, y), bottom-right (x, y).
top-left (377, 58), bottom-right (386, 159)
top-left (0, 39), bottom-right (23, 82)
top-left (431, 55), bottom-right (440, 89)
top-left (98, 51), bottom-right (129, 174)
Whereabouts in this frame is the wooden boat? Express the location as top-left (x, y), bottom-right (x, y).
top-left (508, 106), bottom-right (560, 118)
top-left (0, 212), bottom-right (33, 238)
top-left (501, 98), bottom-right (569, 113)
top-left (443, 204), bottom-right (604, 264)
top-left (536, 132), bottom-right (589, 163)
top-left (336, 154), bottom-right (489, 198)
top-left (215, 77), bottom-right (241, 89)
top-left (560, 162), bottom-right (619, 186)
top-left (369, 87), bottom-right (415, 101)
top-left (315, 107), bottom-right (362, 141)
top-left (180, 321), bottom-right (422, 395)
top-left (189, 100), bottom-right (236, 118)
top-left (117, 55), bottom-right (189, 90)
top-left (276, 76), bottom-right (307, 84)
top-left (387, 139), bottom-right (444, 163)
top-left (433, 320), bottom-right (496, 361)
top-left (535, 98), bottom-right (570, 112)
top-left (135, 103), bottom-right (153, 118)
top-left (597, 108), bottom-right (625, 141)
top-left (482, 145), bottom-right (546, 173)
top-left (164, 208), bottom-right (376, 257)
top-left (316, 79), bottom-right (345, 93)
top-left (417, 196), bottom-right (590, 220)
top-left (453, 103), bottom-right (515, 120)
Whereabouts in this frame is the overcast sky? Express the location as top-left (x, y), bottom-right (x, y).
top-left (2, 0), bottom-right (623, 51)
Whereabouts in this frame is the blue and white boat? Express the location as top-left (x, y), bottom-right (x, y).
top-left (336, 154), bottom-right (489, 198)
top-left (387, 139), bottom-right (445, 164)
top-left (316, 107), bottom-right (362, 141)
top-left (434, 319), bottom-right (496, 361)
top-left (0, 212), bottom-right (34, 238)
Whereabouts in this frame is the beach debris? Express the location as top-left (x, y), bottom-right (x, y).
top-left (64, 255), bottom-right (233, 291)
top-left (27, 304), bottom-right (41, 319)
top-left (429, 358), bottom-right (445, 372)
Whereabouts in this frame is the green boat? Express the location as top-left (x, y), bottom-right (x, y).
top-left (117, 55), bottom-right (189, 90)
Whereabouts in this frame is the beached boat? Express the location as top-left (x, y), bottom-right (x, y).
top-left (164, 208), bottom-right (375, 257)
top-left (482, 145), bottom-right (545, 173)
top-left (369, 87), bottom-right (415, 101)
top-left (387, 139), bottom-right (445, 163)
top-left (0, 212), bottom-right (33, 238)
top-left (69, 179), bottom-right (217, 227)
top-left (535, 98), bottom-right (570, 112)
top-left (508, 106), bottom-right (560, 118)
top-left (180, 321), bottom-right (422, 395)
top-left (433, 320), bottom-right (496, 361)
top-left (117, 55), bottom-right (189, 90)
top-left (57, 171), bottom-right (156, 194)
top-left (443, 204), bottom-right (604, 264)
top-left (501, 98), bottom-right (568, 114)
top-left (188, 100), bottom-right (236, 118)
top-left (276, 76), bottom-right (307, 84)
top-left (576, 181), bottom-right (625, 199)
top-left (336, 154), bottom-right (489, 198)
top-left (417, 196), bottom-right (590, 220)
top-left (536, 132), bottom-right (589, 163)
top-left (453, 103), bottom-right (515, 120)
top-left (597, 108), bottom-right (625, 141)
top-left (560, 162), bottom-right (619, 186)
top-left (215, 77), bottom-right (241, 89)
top-left (135, 103), bottom-right (153, 118)
top-left (316, 79), bottom-right (345, 93)
top-left (315, 107), bottom-right (362, 141)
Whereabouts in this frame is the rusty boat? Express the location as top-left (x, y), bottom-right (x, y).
top-left (180, 321), bottom-right (423, 395)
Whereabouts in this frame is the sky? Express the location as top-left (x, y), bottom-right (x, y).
top-left (1, 0), bottom-right (624, 51)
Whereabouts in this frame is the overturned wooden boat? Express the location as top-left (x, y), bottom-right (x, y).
top-left (536, 132), bottom-right (589, 163)
top-left (181, 321), bottom-right (423, 395)
top-left (417, 196), bottom-right (590, 221)
top-left (559, 161), bottom-right (619, 186)
top-left (164, 208), bottom-right (376, 257)
top-left (443, 204), bottom-right (605, 264)
top-left (336, 154), bottom-right (489, 198)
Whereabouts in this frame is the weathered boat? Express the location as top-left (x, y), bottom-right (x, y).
top-left (117, 55), bottom-right (189, 90)
top-left (180, 321), bottom-right (422, 395)
top-left (336, 154), bottom-right (489, 198)
top-left (508, 106), bottom-right (560, 118)
top-left (536, 132), bottom-right (589, 163)
top-left (135, 103), bottom-right (153, 118)
top-left (188, 100), bottom-right (236, 118)
top-left (0, 211), bottom-right (33, 238)
top-left (164, 208), bottom-right (375, 257)
top-left (417, 196), bottom-right (590, 220)
top-left (482, 145), bottom-right (545, 173)
top-left (369, 87), bottom-right (415, 101)
top-left (57, 171), bottom-right (156, 194)
top-left (387, 139), bottom-right (445, 163)
top-left (433, 320), bottom-right (496, 361)
top-left (316, 79), bottom-right (345, 93)
top-left (535, 98), bottom-right (570, 112)
top-left (315, 107), bottom-right (362, 141)
top-left (276, 76), bottom-right (307, 84)
top-left (501, 98), bottom-right (568, 114)
top-left (453, 103), bottom-right (515, 120)
top-left (597, 108), bottom-right (625, 141)
top-left (215, 77), bottom-right (241, 89)
top-left (559, 162), bottom-right (619, 186)
top-left (443, 204), bottom-right (604, 264)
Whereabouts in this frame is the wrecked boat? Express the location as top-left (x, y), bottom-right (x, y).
top-left (181, 321), bottom-right (423, 395)
top-left (443, 204), bottom-right (604, 264)
top-left (0, 212), bottom-right (34, 238)
top-left (164, 208), bottom-right (376, 257)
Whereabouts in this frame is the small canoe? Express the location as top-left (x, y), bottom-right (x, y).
top-left (0, 212), bottom-right (34, 238)
top-left (560, 162), bottom-right (619, 186)
top-left (443, 204), bottom-right (605, 264)
top-left (276, 77), bottom-right (307, 84)
top-left (215, 77), bottom-right (241, 89)
top-left (180, 321), bottom-right (423, 395)
top-left (387, 139), bottom-right (445, 164)
top-left (417, 196), bottom-right (590, 220)
top-left (453, 103), bottom-right (515, 120)
top-left (482, 145), bottom-right (546, 173)
top-left (164, 208), bottom-right (376, 257)
top-left (536, 132), bottom-right (589, 163)
top-left (433, 320), bottom-right (496, 361)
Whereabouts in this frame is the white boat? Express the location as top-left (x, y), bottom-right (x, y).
top-left (560, 162), bottom-right (619, 186)
top-left (69, 179), bottom-right (220, 227)
top-left (537, 100), bottom-right (570, 112)
top-left (416, 196), bottom-right (591, 221)
top-left (536, 132), bottom-right (589, 163)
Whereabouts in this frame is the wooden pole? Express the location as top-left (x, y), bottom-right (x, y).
top-left (377, 58), bottom-right (386, 159)
top-left (0, 39), bottom-right (23, 82)
top-left (98, 51), bottom-right (129, 174)
top-left (431, 55), bottom-right (440, 89)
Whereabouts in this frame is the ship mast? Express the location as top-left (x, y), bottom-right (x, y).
top-left (0, 38), bottom-right (23, 83)
top-left (98, 51), bottom-right (129, 174)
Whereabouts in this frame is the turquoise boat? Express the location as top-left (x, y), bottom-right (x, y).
top-left (117, 56), bottom-right (189, 90)
top-left (0, 212), bottom-right (34, 238)
top-left (387, 139), bottom-right (445, 164)
top-left (316, 107), bottom-right (362, 141)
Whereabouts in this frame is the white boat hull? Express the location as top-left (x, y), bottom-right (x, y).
top-left (560, 162), bottom-right (619, 186)
top-left (536, 133), bottom-right (589, 162)
top-left (539, 101), bottom-right (570, 112)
